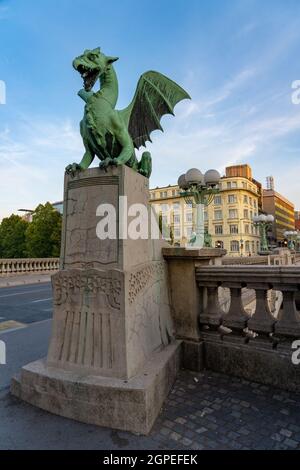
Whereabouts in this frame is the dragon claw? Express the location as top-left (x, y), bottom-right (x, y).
top-left (99, 157), bottom-right (118, 171)
top-left (65, 163), bottom-right (82, 177)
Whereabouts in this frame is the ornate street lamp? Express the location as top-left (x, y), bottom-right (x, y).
top-left (253, 214), bottom-right (274, 253)
top-left (178, 168), bottom-right (221, 249)
top-left (284, 230), bottom-right (299, 250)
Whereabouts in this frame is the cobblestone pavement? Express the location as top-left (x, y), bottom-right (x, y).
top-left (151, 369), bottom-right (300, 450)
top-left (2, 368), bottom-right (300, 449)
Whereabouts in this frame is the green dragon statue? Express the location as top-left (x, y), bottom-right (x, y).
top-left (66, 48), bottom-right (190, 178)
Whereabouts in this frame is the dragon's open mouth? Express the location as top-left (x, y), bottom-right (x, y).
top-left (76, 64), bottom-right (99, 91)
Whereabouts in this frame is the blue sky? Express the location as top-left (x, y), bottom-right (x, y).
top-left (1, 0), bottom-right (300, 218)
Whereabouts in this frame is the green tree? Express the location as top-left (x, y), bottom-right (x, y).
top-left (0, 214), bottom-right (29, 258)
top-left (26, 203), bottom-right (62, 258)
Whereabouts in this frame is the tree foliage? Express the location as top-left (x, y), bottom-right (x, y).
top-left (25, 203), bottom-right (62, 258)
top-left (0, 214), bottom-right (29, 258)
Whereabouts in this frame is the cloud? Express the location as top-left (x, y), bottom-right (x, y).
top-left (143, 71), bottom-right (300, 210)
top-left (196, 68), bottom-right (257, 112)
top-left (0, 118), bottom-right (83, 220)
top-left (0, 5), bottom-right (9, 20)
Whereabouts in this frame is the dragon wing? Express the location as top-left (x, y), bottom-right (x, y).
top-left (119, 71), bottom-right (191, 149)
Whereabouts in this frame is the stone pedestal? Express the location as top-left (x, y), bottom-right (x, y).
top-left (11, 166), bottom-right (180, 434)
top-left (162, 247), bottom-right (226, 371)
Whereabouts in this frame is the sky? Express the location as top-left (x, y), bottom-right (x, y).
top-left (0, 0), bottom-right (300, 219)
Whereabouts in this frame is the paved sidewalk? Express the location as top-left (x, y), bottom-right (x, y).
top-left (0, 273), bottom-right (54, 288)
top-left (1, 367), bottom-right (300, 449)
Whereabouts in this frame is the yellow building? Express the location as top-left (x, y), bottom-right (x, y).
top-left (149, 164), bottom-right (261, 256)
top-left (262, 189), bottom-right (295, 244)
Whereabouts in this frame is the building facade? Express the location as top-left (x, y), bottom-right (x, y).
top-left (150, 164), bottom-right (261, 256)
top-left (295, 211), bottom-right (300, 231)
top-left (262, 190), bottom-right (295, 245)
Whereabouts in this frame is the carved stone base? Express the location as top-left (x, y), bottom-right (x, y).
top-left (11, 341), bottom-right (181, 435)
top-left (11, 166), bottom-right (177, 434)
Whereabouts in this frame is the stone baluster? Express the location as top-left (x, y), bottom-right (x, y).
top-left (248, 286), bottom-right (276, 337)
top-left (222, 284), bottom-right (250, 334)
top-left (275, 286), bottom-right (300, 338)
top-left (199, 284), bottom-right (223, 329)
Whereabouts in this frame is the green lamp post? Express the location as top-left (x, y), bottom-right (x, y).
top-left (178, 168), bottom-right (221, 249)
top-left (284, 230), bottom-right (299, 250)
top-left (253, 214), bottom-right (274, 253)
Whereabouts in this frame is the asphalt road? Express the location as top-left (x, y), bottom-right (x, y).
top-left (0, 282), bottom-right (53, 324)
top-left (0, 286), bottom-right (155, 450)
top-left (0, 319), bottom-right (52, 390)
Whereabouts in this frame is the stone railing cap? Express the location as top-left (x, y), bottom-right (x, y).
top-left (162, 247), bottom-right (227, 260)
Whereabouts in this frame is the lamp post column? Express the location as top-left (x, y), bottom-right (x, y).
top-left (178, 168), bottom-right (221, 250)
top-left (253, 214), bottom-right (274, 254)
top-left (260, 223), bottom-right (268, 252)
top-left (195, 203), bottom-right (205, 249)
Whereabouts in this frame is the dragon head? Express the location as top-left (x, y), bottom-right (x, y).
top-left (73, 47), bottom-right (119, 91)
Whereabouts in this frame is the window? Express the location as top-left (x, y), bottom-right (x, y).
top-left (228, 194), bottom-right (237, 204)
top-left (245, 241), bottom-right (250, 252)
top-left (214, 195), bottom-right (222, 205)
top-left (215, 225), bottom-right (223, 235)
top-left (249, 197), bottom-right (253, 206)
top-left (174, 214), bottom-right (180, 224)
top-left (215, 240), bottom-right (224, 249)
top-left (160, 191), bottom-right (163, 198)
top-left (185, 202), bottom-right (193, 209)
top-left (185, 227), bottom-right (192, 238)
top-left (250, 210), bottom-right (253, 219)
top-left (162, 215), bottom-right (168, 225)
top-left (186, 212), bottom-right (193, 223)
top-left (227, 182), bottom-right (231, 189)
top-left (229, 209), bottom-right (238, 219)
top-left (244, 209), bottom-right (249, 219)
top-left (254, 200), bottom-right (257, 208)
top-left (230, 225), bottom-right (239, 234)
top-left (161, 204), bottom-right (169, 212)
top-left (173, 202), bottom-right (180, 211)
top-left (231, 181), bottom-right (237, 189)
top-left (230, 240), bottom-right (240, 252)
top-left (172, 190), bottom-right (176, 196)
top-left (252, 241), bottom-right (255, 253)
top-left (243, 195), bottom-right (248, 204)
top-left (204, 211), bottom-right (208, 221)
top-left (214, 210), bottom-right (223, 220)
top-left (244, 224), bottom-right (249, 234)
top-left (174, 228), bottom-right (181, 238)
top-left (242, 182), bottom-right (247, 189)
